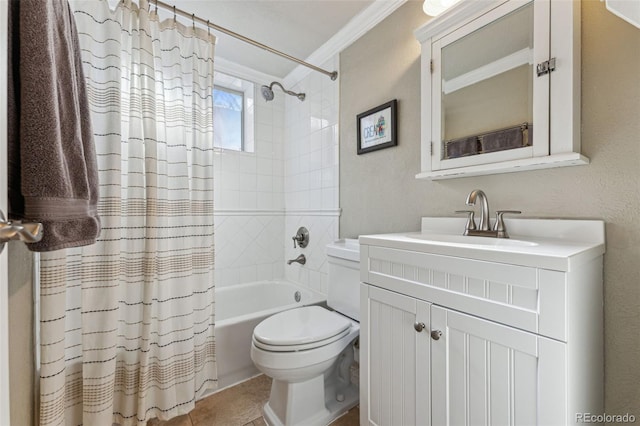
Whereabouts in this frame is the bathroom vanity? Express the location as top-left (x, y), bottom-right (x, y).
top-left (359, 217), bottom-right (605, 425)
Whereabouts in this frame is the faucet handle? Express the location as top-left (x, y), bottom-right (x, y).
top-left (455, 210), bottom-right (477, 235)
top-left (493, 210), bottom-right (521, 238)
top-left (292, 226), bottom-right (309, 248)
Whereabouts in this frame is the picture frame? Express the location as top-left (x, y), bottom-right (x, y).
top-left (357, 99), bottom-right (397, 155)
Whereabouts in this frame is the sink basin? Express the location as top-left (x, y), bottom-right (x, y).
top-left (359, 217), bottom-right (606, 272)
top-left (406, 233), bottom-right (539, 248)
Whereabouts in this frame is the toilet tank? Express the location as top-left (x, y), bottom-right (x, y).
top-left (326, 239), bottom-right (360, 321)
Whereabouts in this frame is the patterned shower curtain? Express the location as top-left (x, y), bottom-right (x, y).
top-left (38, 1), bottom-right (217, 424)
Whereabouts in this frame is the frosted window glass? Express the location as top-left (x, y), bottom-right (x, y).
top-left (213, 86), bottom-right (244, 151)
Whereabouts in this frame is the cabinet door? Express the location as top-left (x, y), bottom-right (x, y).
top-left (360, 284), bottom-right (431, 426)
top-left (431, 0), bottom-right (550, 172)
top-left (416, 0), bottom-right (583, 179)
top-left (431, 306), bottom-right (566, 426)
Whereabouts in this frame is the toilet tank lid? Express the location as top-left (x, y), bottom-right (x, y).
top-left (326, 238), bottom-right (359, 262)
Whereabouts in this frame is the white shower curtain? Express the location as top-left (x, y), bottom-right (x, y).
top-left (38, 1), bottom-right (217, 424)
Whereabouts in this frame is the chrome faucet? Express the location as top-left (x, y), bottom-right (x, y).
top-left (292, 227), bottom-right (309, 248)
top-left (457, 189), bottom-right (521, 238)
top-left (287, 254), bottom-right (306, 265)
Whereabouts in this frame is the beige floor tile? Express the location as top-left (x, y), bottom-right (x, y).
top-left (189, 375), bottom-right (272, 426)
top-left (147, 413), bottom-right (193, 426)
top-left (147, 375), bottom-right (360, 426)
top-left (251, 417), bottom-right (268, 426)
top-left (329, 405), bottom-right (360, 426)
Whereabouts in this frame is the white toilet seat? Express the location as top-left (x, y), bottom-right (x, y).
top-left (253, 306), bottom-right (351, 352)
top-left (252, 327), bottom-right (350, 352)
top-left (251, 318), bottom-right (359, 373)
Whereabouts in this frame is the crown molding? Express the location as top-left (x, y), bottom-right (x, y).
top-left (215, 57), bottom-right (279, 86)
top-left (414, 0), bottom-right (502, 42)
top-left (283, 0), bottom-right (407, 87)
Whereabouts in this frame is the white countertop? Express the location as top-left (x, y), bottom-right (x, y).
top-left (359, 217), bottom-right (606, 271)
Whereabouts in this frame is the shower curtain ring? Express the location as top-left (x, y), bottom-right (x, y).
top-left (207, 20), bottom-right (210, 35)
top-left (173, 5), bottom-right (176, 22)
top-left (154, 0), bottom-right (158, 13)
top-left (192, 13), bottom-right (195, 30)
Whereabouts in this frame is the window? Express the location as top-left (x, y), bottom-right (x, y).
top-left (213, 72), bottom-right (255, 152)
top-left (213, 86), bottom-right (244, 151)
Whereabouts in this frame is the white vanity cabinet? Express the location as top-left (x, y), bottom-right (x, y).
top-left (359, 285), bottom-right (431, 426)
top-left (415, 0), bottom-right (587, 179)
top-left (429, 306), bottom-right (565, 426)
top-left (359, 218), bottom-right (605, 426)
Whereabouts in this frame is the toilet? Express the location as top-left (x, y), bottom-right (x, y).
top-left (250, 239), bottom-right (360, 426)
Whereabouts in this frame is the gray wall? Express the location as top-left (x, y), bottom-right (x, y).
top-left (340, 0), bottom-right (640, 416)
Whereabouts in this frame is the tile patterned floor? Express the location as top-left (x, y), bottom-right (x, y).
top-left (148, 375), bottom-right (359, 426)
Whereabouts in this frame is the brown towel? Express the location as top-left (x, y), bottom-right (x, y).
top-left (8, 0), bottom-right (100, 252)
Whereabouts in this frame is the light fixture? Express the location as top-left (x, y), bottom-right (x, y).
top-left (422, 0), bottom-right (463, 17)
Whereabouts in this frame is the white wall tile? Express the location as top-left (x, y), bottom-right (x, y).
top-left (256, 141), bottom-right (273, 158)
top-left (219, 190), bottom-right (239, 209)
top-left (309, 170), bottom-right (322, 190)
top-left (256, 122), bottom-right (273, 142)
top-left (284, 215), bottom-right (339, 294)
top-left (309, 190), bottom-right (322, 209)
top-left (272, 127), bottom-right (284, 151)
top-left (214, 55), bottom-right (339, 291)
top-left (322, 188), bottom-right (337, 210)
top-left (309, 130), bottom-right (322, 153)
top-left (239, 173), bottom-right (257, 192)
top-left (309, 149), bottom-right (322, 171)
top-left (237, 155), bottom-right (257, 174)
top-left (321, 166), bottom-right (337, 188)
top-left (256, 263), bottom-right (274, 282)
top-left (222, 170), bottom-right (241, 191)
top-left (256, 157), bottom-right (273, 176)
top-left (256, 175), bottom-right (273, 193)
top-left (220, 154), bottom-right (239, 173)
top-left (321, 126), bottom-right (335, 150)
top-left (238, 191), bottom-right (256, 210)
top-left (256, 192), bottom-right (273, 210)
top-left (214, 214), bottom-right (285, 287)
top-left (239, 266), bottom-right (258, 284)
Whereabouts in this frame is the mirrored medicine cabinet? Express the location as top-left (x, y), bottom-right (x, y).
top-left (415, 0), bottom-right (588, 180)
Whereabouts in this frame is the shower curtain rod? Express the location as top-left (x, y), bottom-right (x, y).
top-left (151, 0), bottom-right (339, 81)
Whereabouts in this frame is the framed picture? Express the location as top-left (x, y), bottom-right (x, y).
top-left (357, 99), bottom-right (397, 155)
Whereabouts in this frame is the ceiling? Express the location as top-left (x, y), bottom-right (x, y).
top-left (173, 0), bottom-right (378, 79)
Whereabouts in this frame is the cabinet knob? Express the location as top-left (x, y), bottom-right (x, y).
top-left (430, 330), bottom-right (443, 341)
top-left (414, 322), bottom-right (426, 332)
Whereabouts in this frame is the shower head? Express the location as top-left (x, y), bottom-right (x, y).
top-left (260, 85), bottom-right (275, 101)
top-left (260, 81), bottom-right (305, 102)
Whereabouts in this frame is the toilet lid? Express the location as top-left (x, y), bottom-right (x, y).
top-left (253, 306), bottom-right (351, 347)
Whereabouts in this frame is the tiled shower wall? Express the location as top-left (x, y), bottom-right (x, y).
top-left (213, 94), bottom-right (286, 287)
top-left (214, 56), bottom-right (340, 293)
top-left (283, 56), bottom-right (341, 295)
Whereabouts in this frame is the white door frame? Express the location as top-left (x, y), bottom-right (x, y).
top-left (0, 0), bottom-right (11, 422)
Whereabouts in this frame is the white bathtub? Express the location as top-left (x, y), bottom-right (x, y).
top-left (213, 280), bottom-right (325, 390)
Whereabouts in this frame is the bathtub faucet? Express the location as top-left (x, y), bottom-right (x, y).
top-left (287, 254), bottom-right (306, 265)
